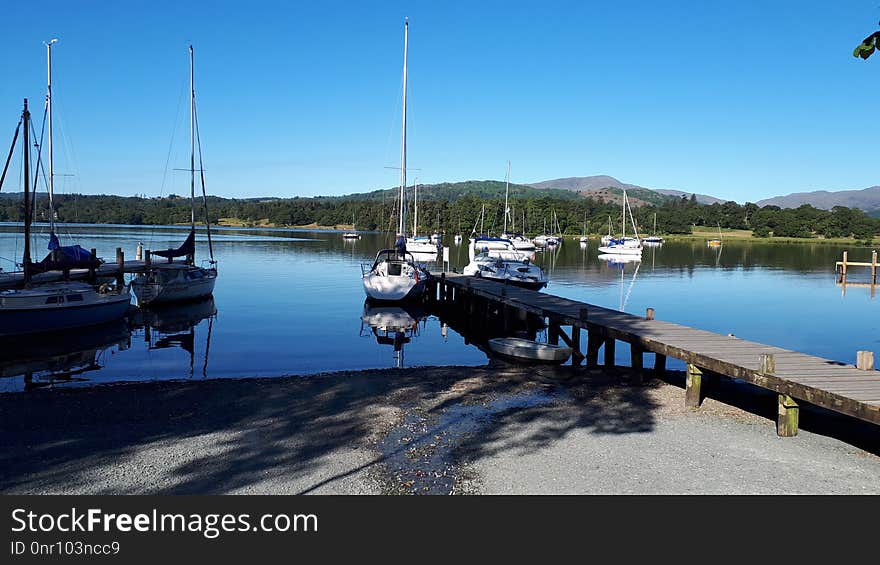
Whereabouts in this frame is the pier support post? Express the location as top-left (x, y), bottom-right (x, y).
top-left (872, 250), bottom-right (878, 283)
top-left (841, 251), bottom-right (848, 282)
top-left (604, 338), bottom-right (616, 367)
top-left (685, 364), bottom-right (703, 408)
top-left (89, 248), bottom-right (97, 281)
top-left (654, 353), bottom-right (667, 376)
top-left (645, 307), bottom-right (654, 321)
top-left (115, 248), bottom-right (124, 286)
top-left (759, 353), bottom-right (776, 376)
top-left (777, 395), bottom-right (799, 437)
top-left (586, 332), bottom-right (602, 367)
top-left (630, 345), bottom-right (644, 385)
top-left (857, 350), bottom-right (874, 371)
top-left (548, 319), bottom-right (560, 346)
top-left (440, 272), bottom-right (446, 303)
top-left (571, 326), bottom-right (583, 366)
top-left (144, 250), bottom-right (152, 268)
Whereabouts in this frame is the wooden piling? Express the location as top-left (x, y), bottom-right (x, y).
top-left (586, 332), bottom-right (602, 366)
top-left (645, 307), bottom-right (654, 321)
top-left (654, 353), bottom-right (667, 376)
top-left (89, 248), bottom-right (97, 280)
top-left (842, 251), bottom-right (848, 280)
top-left (571, 326), bottom-right (583, 366)
top-left (873, 250), bottom-right (878, 283)
top-left (604, 338), bottom-right (615, 367)
top-left (759, 353), bottom-right (775, 376)
top-left (630, 345), bottom-right (644, 385)
top-left (686, 363), bottom-right (703, 408)
top-left (145, 250), bottom-right (152, 268)
top-left (548, 320), bottom-right (560, 346)
top-left (857, 350), bottom-right (874, 371)
top-left (115, 248), bottom-right (124, 286)
top-left (777, 395), bottom-right (799, 437)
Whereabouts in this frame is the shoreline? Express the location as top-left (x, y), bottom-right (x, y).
top-left (2, 364), bottom-right (878, 495)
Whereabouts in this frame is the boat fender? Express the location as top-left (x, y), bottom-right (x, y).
top-left (98, 282), bottom-right (112, 294)
top-left (414, 270), bottom-right (420, 284)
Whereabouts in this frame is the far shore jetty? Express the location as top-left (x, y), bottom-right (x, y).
top-left (2, 364), bottom-right (878, 495)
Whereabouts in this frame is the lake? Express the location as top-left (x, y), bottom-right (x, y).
top-left (0, 223), bottom-right (877, 392)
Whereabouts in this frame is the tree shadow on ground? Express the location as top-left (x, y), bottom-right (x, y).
top-left (0, 361), bottom-right (659, 495)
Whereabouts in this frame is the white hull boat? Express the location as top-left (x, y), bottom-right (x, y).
top-left (488, 337), bottom-right (572, 364)
top-left (463, 240), bottom-right (548, 290)
top-left (131, 263), bottom-right (217, 306)
top-left (362, 250), bottom-right (430, 302)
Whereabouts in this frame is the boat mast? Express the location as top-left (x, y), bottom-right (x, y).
top-left (191, 45), bottom-right (215, 264)
top-left (45, 39), bottom-right (58, 232)
top-left (621, 191), bottom-right (626, 240)
top-left (412, 177), bottom-right (418, 237)
top-left (503, 160), bottom-right (510, 234)
top-left (398, 18), bottom-right (408, 237)
top-left (189, 45), bottom-right (196, 263)
top-left (22, 99), bottom-right (32, 283)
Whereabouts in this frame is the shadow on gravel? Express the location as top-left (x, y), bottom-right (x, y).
top-left (0, 360), bottom-right (659, 494)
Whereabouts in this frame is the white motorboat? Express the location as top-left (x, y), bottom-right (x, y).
top-left (362, 19), bottom-right (431, 302)
top-left (463, 240), bottom-right (548, 290)
top-left (131, 45), bottom-right (218, 306)
top-left (488, 337), bottom-right (572, 364)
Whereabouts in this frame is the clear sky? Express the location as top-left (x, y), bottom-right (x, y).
top-left (1, 1), bottom-right (879, 203)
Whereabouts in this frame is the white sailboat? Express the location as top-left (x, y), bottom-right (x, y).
top-left (362, 18), bottom-right (430, 302)
top-left (0, 43), bottom-right (130, 336)
top-left (642, 212), bottom-right (664, 245)
top-left (499, 161), bottom-right (535, 251)
top-left (597, 190), bottom-right (643, 257)
top-left (342, 212), bottom-right (361, 239)
top-left (131, 45), bottom-right (217, 306)
top-left (579, 212), bottom-right (589, 243)
top-left (406, 178), bottom-right (440, 254)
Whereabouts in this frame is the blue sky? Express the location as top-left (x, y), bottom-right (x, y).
top-left (1, 1), bottom-right (879, 202)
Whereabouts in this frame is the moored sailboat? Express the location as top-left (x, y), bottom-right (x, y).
top-left (0, 52), bottom-right (129, 337)
top-left (598, 190), bottom-right (643, 257)
top-left (362, 18), bottom-right (431, 302)
top-left (131, 45), bottom-right (217, 307)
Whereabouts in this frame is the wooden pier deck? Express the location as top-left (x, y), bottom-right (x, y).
top-left (434, 272), bottom-right (880, 435)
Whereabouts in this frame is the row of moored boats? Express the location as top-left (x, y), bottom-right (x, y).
top-left (0, 43), bottom-right (218, 337)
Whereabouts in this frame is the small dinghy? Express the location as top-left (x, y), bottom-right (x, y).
top-left (487, 337), bottom-right (572, 364)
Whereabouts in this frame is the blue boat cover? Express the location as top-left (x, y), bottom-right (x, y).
top-left (31, 232), bottom-right (101, 272)
top-left (154, 230), bottom-right (195, 259)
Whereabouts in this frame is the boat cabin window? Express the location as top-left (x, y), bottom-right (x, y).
top-left (45, 296), bottom-right (62, 304)
top-left (388, 262), bottom-right (403, 276)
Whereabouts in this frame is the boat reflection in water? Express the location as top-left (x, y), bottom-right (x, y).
top-left (360, 300), bottom-right (427, 368)
top-left (130, 297), bottom-right (217, 379)
top-left (0, 319), bottom-right (131, 392)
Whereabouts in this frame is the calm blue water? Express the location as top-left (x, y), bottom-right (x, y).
top-left (1, 223), bottom-right (877, 392)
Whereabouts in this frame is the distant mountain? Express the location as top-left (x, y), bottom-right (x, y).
top-left (527, 175), bottom-right (725, 206)
top-left (349, 180), bottom-right (581, 202)
top-left (757, 186), bottom-right (880, 215)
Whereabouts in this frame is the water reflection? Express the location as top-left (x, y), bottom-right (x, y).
top-left (0, 320), bottom-right (131, 391)
top-left (360, 300), bottom-right (427, 368)
top-left (131, 298), bottom-right (217, 379)
top-left (0, 298), bottom-right (217, 392)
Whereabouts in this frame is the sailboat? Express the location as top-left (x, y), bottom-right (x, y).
top-left (131, 45), bottom-right (217, 306)
top-left (362, 18), bottom-right (431, 302)
top-left (598, 190), bottom-right (643, 257)
top-left (0, 44), bottom-right (130, 336)
top-left (342, 212), bottom-right (361, 239)
top-left (642, 212), bottom-right (664, 244)
top-left (499, 161), bottom-right (535, 251)
top-left (469, 204), bottom-right (509, 251)
top-left (579, 212), bottom-right (589, 243)
top-left (406, 178), bottom-right (440, 254)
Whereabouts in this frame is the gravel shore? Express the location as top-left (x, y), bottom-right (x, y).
top-left (1, 364), bottom-right (878, 495)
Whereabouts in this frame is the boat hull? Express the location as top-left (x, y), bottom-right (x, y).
top-left (0, 290), bottom-right (131, 337)
top-left (488, 337), bottom-right (572, 364)
top-left (362, 274), bottom-right (427, 302)
top-left (597, 245), bottom-right (642, 255)
top-left (131, 268), bottom-right (217, 306)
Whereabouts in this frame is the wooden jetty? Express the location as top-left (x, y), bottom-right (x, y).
top-left (0, 247), bottom-right (161, 290)
top-left (430, 272), bottom-right (880, 437)
top-left (836, 250), bottom-right (878, 283)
